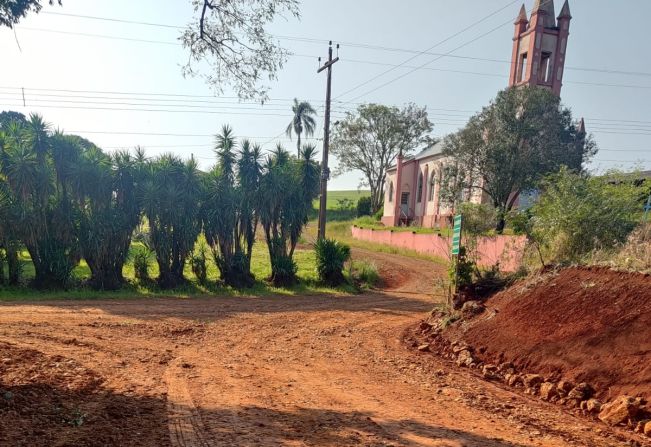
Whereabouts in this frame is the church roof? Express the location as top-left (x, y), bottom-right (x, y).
top-left (532, 0), bottom-right (557, 28)
top-left (388, 141), bottom-right (445, 171)
top-left (412, 141), bottom-right (445, 160)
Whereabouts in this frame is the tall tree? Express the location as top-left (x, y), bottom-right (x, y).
top-left (442, 86), bottom-right (596, 233)
top-left (285, 99), bottom-right (317, 156)
top-left (258, 144), bottom-right (319, 286)
top-left (330, 103), bottom-right (433, 213)
top-left (0, 114), bottom-right (79, 288)
top-left (69, 143), bottom-right (143, 290)
top-left (202, 126), bottom-right (262, 287)
top-left (181, 0), bottom-right (299, 101)
top-left (0, 0), bottom-right (61, 28)
top-left (139, 154), bottom-right (202, 289)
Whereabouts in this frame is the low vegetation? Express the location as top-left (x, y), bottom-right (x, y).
top-left (0, 113), bottom-right (344, 297)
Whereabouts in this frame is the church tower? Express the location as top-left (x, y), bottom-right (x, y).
top-left (509, 0), bottom-right (571, 96)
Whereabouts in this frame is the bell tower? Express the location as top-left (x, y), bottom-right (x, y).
top-left (509, 0), bottom-right (571, 96)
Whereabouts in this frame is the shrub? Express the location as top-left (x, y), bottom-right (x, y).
top-left (336, 198), bottom-right (355, 211)
top-left (356, 196), bottom-right (372, 217)
top-left (315, 238), bottom-right (351, 286)
top-left (351, 260), bottom-right (380, 288)
top-left (190, 243), bottom-right (208, 286)
top-left (373, 206), bottom-right (384, 221)
top-left (354, 216), bottom-right (380, 227)
top-left (590, 223), bottom-right (651, 273)
top-left (458, 203), bottom-right (497, 236)
top-left (449, 246), bottom-right (475, 289)
top-left (270, 254), bottom-right (298, 287)
top-left (133, 246), bottom-right (153, 281)
top-left (531, 168), bottom-right (640, 264)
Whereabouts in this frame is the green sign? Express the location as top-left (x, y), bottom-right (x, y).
top-left (451, 215), bottom-right (462, 255)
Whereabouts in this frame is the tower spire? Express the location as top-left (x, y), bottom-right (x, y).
top-left (515, 4), bottom-right (528, 24)
top-left (558, 0), bottom-right (571, 19)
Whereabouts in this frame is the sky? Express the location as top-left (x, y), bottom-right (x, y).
top-left (1, 0), bottom-right (649, 190)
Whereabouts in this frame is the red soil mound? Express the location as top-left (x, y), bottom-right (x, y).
top-left (446, 267), bottom-right (651, 400)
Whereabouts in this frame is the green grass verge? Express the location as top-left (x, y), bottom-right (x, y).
top-left (0, 243), bottom-right (357, 302)
top-left (303, 219), bottom-right (448, 265)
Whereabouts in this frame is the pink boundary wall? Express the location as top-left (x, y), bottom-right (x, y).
top-left (351, 226), bottom-right (527, 272)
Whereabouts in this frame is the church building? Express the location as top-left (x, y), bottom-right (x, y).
top-left (381, 0), bottom-right (575, 227)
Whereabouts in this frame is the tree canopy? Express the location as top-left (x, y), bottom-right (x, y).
top-left (0, 0), bottom-right (60, 28)
top-left (330, 103), bottom-right (433, 213)
top-left (442, 86), bottom-right (596, 232)
top-left (181, 0), bottom-right (300, 101)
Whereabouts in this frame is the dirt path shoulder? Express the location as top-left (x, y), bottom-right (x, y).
top-left (0, 251), bottom-right (643, 446)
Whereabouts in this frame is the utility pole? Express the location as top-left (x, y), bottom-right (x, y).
top-left (317, 41), bottom-right (339, 240)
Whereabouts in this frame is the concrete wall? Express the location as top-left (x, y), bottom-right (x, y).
top-left (351, 226), bottom-right (527, 272)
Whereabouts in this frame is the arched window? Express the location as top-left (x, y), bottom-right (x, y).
top-left (416, 173), bottom-right (423, 203)
top-left (388, 182), bottom-right (394, 202)
top-left (428, 171), bottom-right (436, 202)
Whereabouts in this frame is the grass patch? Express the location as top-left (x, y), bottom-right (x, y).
top-left (349, 260), bottom-right (380, 289)
top-left (303, 219), bottom-right (448, 265)
top-left (0, 242), bottom-right (356, 302)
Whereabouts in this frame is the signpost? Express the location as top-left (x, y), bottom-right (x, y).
top-left (450, 214), bottom-right (462, 308)
top-left (451, 215), bottom-right (462, 255)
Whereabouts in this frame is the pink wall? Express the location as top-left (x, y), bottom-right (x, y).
top-left (351, 226), bottom-right (527, 272)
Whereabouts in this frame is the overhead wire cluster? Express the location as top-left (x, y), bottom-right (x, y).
top-left (0, 3), bottom-right (646, 166)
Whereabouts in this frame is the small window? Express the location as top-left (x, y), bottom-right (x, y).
top-left (388, 182), bottom-right (394, 202)
top-left (539, 52), bottom-right (553, 83)
top-left (517, 53), bottom-right (528, 82)
top-left (428, 172), bottom-right (436, 202)
top-left (416, 173), bottom-right (423, 203)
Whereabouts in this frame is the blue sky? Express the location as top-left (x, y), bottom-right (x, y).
top-left (1, 0), bottom-right (649, 189)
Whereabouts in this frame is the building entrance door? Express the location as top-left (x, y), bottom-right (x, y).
top-left (400, 192), bottom-right (410, 217)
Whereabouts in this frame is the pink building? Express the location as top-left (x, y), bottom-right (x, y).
top-left (382, 0), bottom-right (573, 228)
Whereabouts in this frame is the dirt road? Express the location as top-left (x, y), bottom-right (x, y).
top-left (0, 249), bottom-right (638, 446)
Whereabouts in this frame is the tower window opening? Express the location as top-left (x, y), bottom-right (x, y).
top-left (517, 53), bottom-right (528, 82)
top-left (540, 52), bottom-right (553, 83)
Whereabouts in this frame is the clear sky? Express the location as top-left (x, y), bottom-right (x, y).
top-left (1, 0), bottom-right (649, 190)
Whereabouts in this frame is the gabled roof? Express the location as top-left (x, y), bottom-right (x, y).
top-left (388, 141), bottom-right (445, 171)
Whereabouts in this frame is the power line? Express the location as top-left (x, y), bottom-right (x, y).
top-left (13, 20), bottom-right (651, 80)
top-left (334, 0), bottom-right (518, 100)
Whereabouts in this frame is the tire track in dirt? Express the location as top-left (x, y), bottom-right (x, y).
top-left (164, 360), bottom-right (211, 447)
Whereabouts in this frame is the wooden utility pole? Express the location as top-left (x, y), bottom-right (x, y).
top-left (317, 41), bottom-right (339, 240)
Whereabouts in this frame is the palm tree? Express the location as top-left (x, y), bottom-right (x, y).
top-left (285, 99), bottom-right (317, 156)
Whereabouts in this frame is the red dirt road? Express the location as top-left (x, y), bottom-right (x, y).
top-left (0, 249), bottom-right (640, 446)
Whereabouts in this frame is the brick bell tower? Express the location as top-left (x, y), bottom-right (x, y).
top-left (509, 0), bottom-right (571, 97)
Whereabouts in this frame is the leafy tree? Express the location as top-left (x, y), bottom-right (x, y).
top-left (331, 103), bottom-right (433, 213)
top-left (285, 99), bottom-right (317, 156)
top-left (0, 111), bottom-right (26, 129)
top-left (0, 114), bottom-right (79, 288)
top-left (258, 144), bottom-right (319, 286)
top-left (356, 196), bottom-right (372, 217)
top-left (0, 0), bottom-right (61, 28)
top-left (442, 86), bottom-right (596, 233)
top-left (140, 154), bottom-right (202, 289)
top-left (180, 0), bottom-right (299, 100)
top-left (202, 126), bottom-right (262, 287)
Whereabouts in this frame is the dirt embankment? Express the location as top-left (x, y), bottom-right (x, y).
top-left (444, 267), bottom-right (651, 401)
